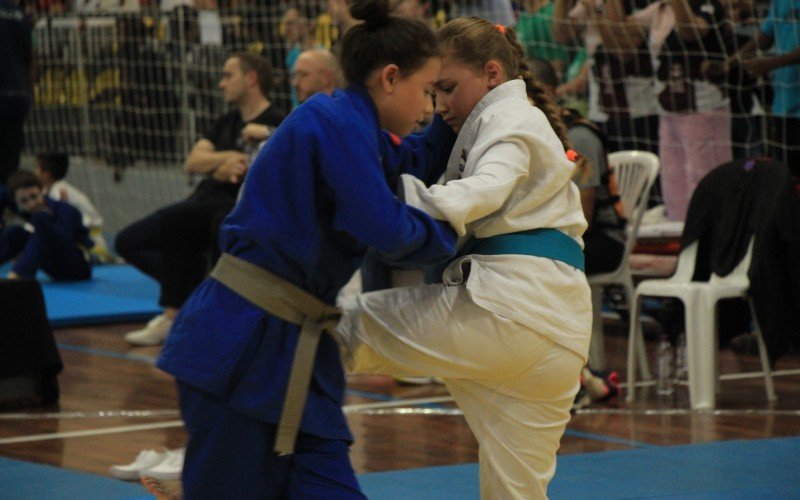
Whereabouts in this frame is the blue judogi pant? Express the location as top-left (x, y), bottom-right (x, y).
top-left (178, 382), bottom-right (366, 500)
top-left (0, 212), bottom-right (90, 280)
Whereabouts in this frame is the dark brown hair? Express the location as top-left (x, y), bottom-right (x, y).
top-left (228, 51), bottom-right (273, 97)
top-left (340, 0), bottom-right (440, 86)
top-left (36, 153), bottom-right (69, 180)
top-left (8, 170), bottom-right (42, 194)
top-left (438, 17), bottom-right (573, 158)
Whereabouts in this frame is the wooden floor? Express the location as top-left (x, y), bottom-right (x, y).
top-left (1, 317), bottom-right (799, 486)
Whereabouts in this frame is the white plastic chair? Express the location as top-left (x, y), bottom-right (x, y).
top-left (588, 151), bottom-right (660, 377)
top-left (626, 237), bottom-right (776, 409)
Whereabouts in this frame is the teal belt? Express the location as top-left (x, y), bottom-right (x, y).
top-left (459, 228), bottom-right (585, 272)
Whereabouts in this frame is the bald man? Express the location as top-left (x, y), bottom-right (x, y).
top-left (290, 49), bottom-right (342, 104)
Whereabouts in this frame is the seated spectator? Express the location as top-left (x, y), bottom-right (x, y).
top-left (530, 57), bottom-right (622, 405)
top-left (531, 57), bottom-right (625, 275)
top-left (34, 153), bottom-right (115, 263)
top-left (115, 52), bottom-right (286, 346)
top-left (1, 171), bottom-right (93, 281)
top-left (291, 48), bottom-right (342, 103)
top-left (241, 49), bottom-right (342, 147)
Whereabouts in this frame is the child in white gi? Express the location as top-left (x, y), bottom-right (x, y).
top-left (336, 17), bottom-right (591, 499)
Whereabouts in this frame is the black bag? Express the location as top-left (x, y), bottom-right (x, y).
top-left (0, 279), bottom-right (62, 408)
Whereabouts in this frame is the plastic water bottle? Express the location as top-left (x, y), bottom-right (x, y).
top-left (656, 335), bottom-right (674, 395)
top-left (675, 332), bottom-right (687, 381)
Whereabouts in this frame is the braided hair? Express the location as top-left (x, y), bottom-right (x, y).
top-left (438, 17), bottom-right (580, 170)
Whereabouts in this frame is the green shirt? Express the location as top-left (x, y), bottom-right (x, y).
top-left (517, 3), bottom-right (569, 65)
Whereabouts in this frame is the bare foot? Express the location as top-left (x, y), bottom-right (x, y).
top-left (141, 476), bottom-right (181, 500)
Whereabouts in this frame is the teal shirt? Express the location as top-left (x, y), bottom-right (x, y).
top-left (517, 3), bottom-right (569, 66)
top-left (760, 0), bottom-right (800, 117)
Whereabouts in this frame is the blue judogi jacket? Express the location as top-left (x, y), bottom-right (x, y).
top-left (12, 198), bottom-right (93, 264)
top-left (157, 85), bottom-right (457, 441)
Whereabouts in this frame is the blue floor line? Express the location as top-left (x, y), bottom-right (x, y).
top-left (345, 388), bottom-right (397, 402)
top-left (563, 428), bottom-right (655, 448)
top-left (57, 343), bottom-right (157, 365)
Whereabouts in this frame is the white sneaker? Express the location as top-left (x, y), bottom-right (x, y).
top-left (124, 314), bottom-right (173, 346)
top-left (395, 376), bottom-right (439, 385)
top-left (109, 448), bottom-right (169, 480)
top-left (140, 447), bottom-right (185, 481)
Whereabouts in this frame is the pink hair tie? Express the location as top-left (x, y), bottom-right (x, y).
top-left (566, 149), bottom-right (578, 161)
top-left (496, 24), bottom-right (506, 35)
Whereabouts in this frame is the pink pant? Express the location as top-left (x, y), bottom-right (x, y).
top-left (659, 108), bottom-right (732, 221)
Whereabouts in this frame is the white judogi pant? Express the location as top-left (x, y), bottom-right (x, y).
top-left (337, 282), bottom-right (584, 499)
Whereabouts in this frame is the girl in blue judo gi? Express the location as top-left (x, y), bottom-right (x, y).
top-left (335, 17), bottom-right (592, 499)
top-left (153, 0), bottom-right (459, 498)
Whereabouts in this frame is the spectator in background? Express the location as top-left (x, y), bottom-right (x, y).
top-left (518, 0), bottom-right (574, 79)
top-left (291, 48), bottom-right (343, 104)
top-left (282, 3), bottom-right (321, 109)
top-left (0, 0), bottom-right (34, 185)
top-left (72, 0), bottom-right (140, 13)
top-left (530, 56), bottom-right (623, 405)
top-left (714, 0), bottom-right (767, 161)
top-left (554, 0), bottom-right (659, 155)
top-left (450, 0), bottom-right (516, 26)
top-left (590, 0), bottom-right (733, 221)
top-left (530, 58), bottom-right (625, 281)
top-left (393, 0), bottom-right (428, 21)
top-left (34, 153), bottom-right (115, 263)
top-left (713, 0), bottom-right (799, 174)
top-left (1, 170), bottom-right (93, 281)
top-left (326, 0), bottom-right (359, 46)
top-left (115, 52), bottom-right (285, 347)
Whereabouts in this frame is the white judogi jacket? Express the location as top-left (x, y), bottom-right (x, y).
top-left (400, 79), bottom-right (591, 359)
top-left (48, 179), bottom-right (104, 229)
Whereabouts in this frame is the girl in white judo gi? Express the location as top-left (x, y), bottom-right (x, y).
top-left (336, 17), bottom-right (592, 499)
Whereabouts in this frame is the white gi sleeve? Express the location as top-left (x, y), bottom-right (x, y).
top-left (399, 128), bottom-right (531, 236)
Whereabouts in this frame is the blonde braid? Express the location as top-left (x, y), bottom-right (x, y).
top-left (503, 27), bottom-right (591, 179)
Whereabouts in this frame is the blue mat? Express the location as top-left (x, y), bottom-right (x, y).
top-left (0, 457), bottom-right (150, 500)
top-left (3, 437), bottom-right (798, 499)
top-left (20, 264), bottom-right (161, 327)
top-left (358, 437), bottom-right (800, 499)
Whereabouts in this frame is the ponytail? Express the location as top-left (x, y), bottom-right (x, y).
top-left (340, 0), bottom-right (440, 86)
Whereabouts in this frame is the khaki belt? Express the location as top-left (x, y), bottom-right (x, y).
top-left (210, 253), bottom-right (340, 455)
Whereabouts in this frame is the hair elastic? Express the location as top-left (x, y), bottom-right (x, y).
top-left (495, 24), bottom-right (506, 35)
top-left (566, 149), bottom-right (578, 161)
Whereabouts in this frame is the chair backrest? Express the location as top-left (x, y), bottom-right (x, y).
top-left (709, 237), bottom-right (755, 287)
top-left (668, 241), bottom-right (698, 283)
top-left (607, 151), bottom-right (661, 262)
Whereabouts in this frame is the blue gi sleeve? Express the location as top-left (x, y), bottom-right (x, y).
top-left (53, 200), bottom-right (94, 249)
top-left (315, 113), bottom-right (457, 267)
top-left (380, 115), bottom-right (457, 189)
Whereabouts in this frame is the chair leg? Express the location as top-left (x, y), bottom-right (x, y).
top-left (685, 296), bottom-right (717, 409)
top-left (622, 281), bottom-right (651, 381)
top-left (749, 300), bottom-right (776, 403)
top-left (588, 285), bottom-right (606, 370)
top-left (626, 293), bottom-right (641, 403)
